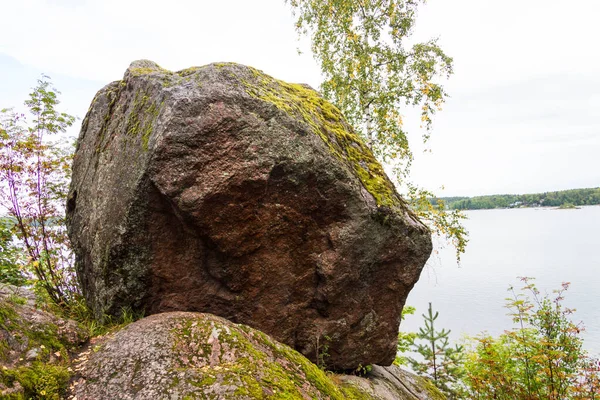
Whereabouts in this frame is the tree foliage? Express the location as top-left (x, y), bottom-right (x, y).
top-left (395, 305), bottom-right (417, 367)
top-left (463, 278), bottom-right (600, 399)
top-left (400, 281), bottom-right (600, 399)
top-left (288, 0), bottom-right (467, 259)
top-left (0, 76), bottom-right (78, 306)
top-left (0, 217), bottom-right (28, 286)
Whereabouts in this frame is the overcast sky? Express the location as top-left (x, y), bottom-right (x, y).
top-left (1, 0), bottom-right (599, 197)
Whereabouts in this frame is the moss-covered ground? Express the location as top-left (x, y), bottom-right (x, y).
top-left (0, 295), bottom-right (75, 399)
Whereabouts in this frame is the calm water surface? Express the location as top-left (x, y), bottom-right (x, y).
top-left (402, 206), bottom-right (600, 356)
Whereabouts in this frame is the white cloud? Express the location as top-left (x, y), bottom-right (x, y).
top-left (2, 0), bottom-right (598, 196)
top-left (0, 0), bottom-right (321, 85)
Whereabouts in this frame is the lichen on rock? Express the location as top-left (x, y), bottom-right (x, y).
top-left (241, 66), bottom-right (401, 207)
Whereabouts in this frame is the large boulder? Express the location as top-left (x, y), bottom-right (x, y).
top-left (71, 312), bottom-right (444, 399)
top-left (66, 60), bottom-right (432, 369)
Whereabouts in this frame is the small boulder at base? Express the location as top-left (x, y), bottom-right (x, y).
top-left (340, 365), bottom-right (447, 400)
top-left (71, 312), bottom-right (444, 400)
top-left (67, 60), bottom-right (432, 369)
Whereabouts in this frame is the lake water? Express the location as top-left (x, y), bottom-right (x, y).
top-left (401, 206), bottom-right (600, 357)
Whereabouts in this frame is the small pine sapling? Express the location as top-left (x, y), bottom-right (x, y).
top-left (409, 302), bottom-right (465, 398)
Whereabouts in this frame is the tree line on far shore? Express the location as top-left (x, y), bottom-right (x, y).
top-left (434, 187), bottom-right (600, 210)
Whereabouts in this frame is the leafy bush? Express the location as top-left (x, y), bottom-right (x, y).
top-left (400, 279), bottom-right (600, 399)
top-left (463, 278), bottom-right (600, 399)
top-left (0, 217), bottom-right (27, 286)
top-left (0, 76), bottom-right (78, 306)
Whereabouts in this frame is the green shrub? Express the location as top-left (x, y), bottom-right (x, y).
top-left (463, 278), bottom-right (600, 399)
top-left (406, 302), bottom-right (465, 398)
top-left (0, 218), bottom-right (27, 286)
top-left (0, 76), bottom-right (78, 307)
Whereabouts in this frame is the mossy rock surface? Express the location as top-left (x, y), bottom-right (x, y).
top-left (340, 365), bottom-right (446, 400)
top-left (71, 312), bottom-right (443, 400)
top-left (0, 284), bottom-right (87, 399)
top-left (68, 60), bottom-right (432, 369)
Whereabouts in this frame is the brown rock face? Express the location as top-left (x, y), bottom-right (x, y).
top-left (66, 60), bottom-right (432, 369)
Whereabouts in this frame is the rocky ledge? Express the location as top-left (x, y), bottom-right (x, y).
top-left (1, 286), bottom-right (444, 399)
top-left (71, 311), bottom-right (444, 400)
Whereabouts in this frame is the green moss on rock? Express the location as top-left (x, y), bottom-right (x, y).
top-left (240, 67), bottom-right (401, 208)
top-left (418, 376), bottom-right (447, 400)
top-left (0, 287), bottom-right (86, 399)
top-left (74, 312), bottom-right (379, 399)
top-left (127, 60), bottom-right (169, 77)
top-left (1, 362), bottom-right (70, 400)
top-left (0, 299), bottom-right (77, 365)
top-left (120, 60), bottom-right (403, 208)
top-left (124, 89), bottom-right (164, 151)
top-left (169, 316), bottom-right (337, 399)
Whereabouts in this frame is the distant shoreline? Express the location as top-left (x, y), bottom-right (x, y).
top-left (433, 187), bottom-right (600, 211)
top-left (462, 204), bottom-right (594, 212)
